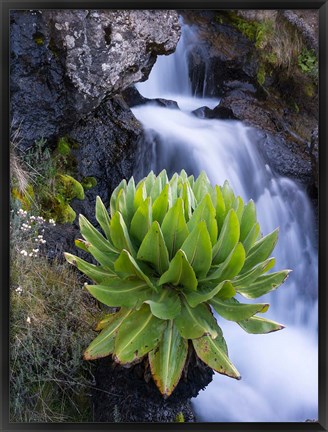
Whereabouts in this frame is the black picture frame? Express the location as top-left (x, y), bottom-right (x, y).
top-left (1, 1), bottom-right (327, 431)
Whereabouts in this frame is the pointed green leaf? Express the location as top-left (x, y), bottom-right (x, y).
top-left (144, 171), bottom-right (156, 195)
top-left (241, 228), bottom-right (279, 273)
top-left (95, 312), bottom-right (118, 331)
top-left (236, 270), bottom-right (291, 299)
top-left (169, 173), bottom-right (179, 203)
top-left (149, 321), bottom-right (188, 397)
top-left (130, 196), bottom-right (152, 244)
top-left (145, 288), bottom-right (181, 320)
top-left (182, 182), bottom-right (196, 221)
top-left (158, 169), bottom-right (169, 188)
top-left (210, 297), bottom-right (269, 321)
top-left (74, 238), bottom-right (89, 252)
top-left (116, 188), bottom-right (128, 221)
top-left (95, 196), bottom-right (111, 240)
top-left (86, 279), bottom-right (153, 308)
top-left (212, 209), bottom-right (239, 265)
top-left (232, 258), bottom-right (275, 288)
top-left (134, 180), bottom-right (147, 210)
top-left (161, 198), bottom-right (189, 259)
top-left (215, 281), bottom-right (237, 300)
top-left (79, 214), bottom-right (118, 253)
top-left (84, 308), bottom-right (132, 360)
top-left (150, 175), bottom-right (163, 201)
top-left (243, 222), bottom-right (260, 253)
top-left (110, 179), bottom-right (127, 216)
top-left (214, 185), bottom-right (226, 233)
top-left (159, 249), bottom-right (197, 291)
top-left (193, 171), bottom-right (211, 202)
top-left (114, 249), bottom-right (157, 291)
top-left (240, 199), bottom-right (257, 242)
top-left (193, 334), bottom-right (241, 379)
top-left (238, 316), bottom-right (285, 334)
top-left (174, 300), bottom-right (218, 339)
top-left (125, 177), bottom-right (136, 226)
top-left (221, 180), bottom-right (235, 210)
top-left (64, 253), bottom-right (115, 283)
top-left (137, 221), bottom-right (169, 275)
top-left (205, 242), bottom-right (245, 284)
top-left (179, 169), bottom-right (189, 182)
top-left (86, 244), bottom-right (118, 270)
top-left (187, 194), bottom-right (217, 246)
top-left (232, 196), bottom-right (244, 223)
top-left (109, 212), bottom-right (135, 256)
top-left (183, 280), bottom-right (232, 307)
top-left (152, 184), bottom-right (171, 225)
top-left (114, 304), bottom-right (167, 364)
top-left (181, 220), bottom-right (212, 278)
top-left (188, 174), bottom-right (195, 188)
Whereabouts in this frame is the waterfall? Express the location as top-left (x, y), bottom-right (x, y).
top-left (133, 22), bottom-right (318, 422)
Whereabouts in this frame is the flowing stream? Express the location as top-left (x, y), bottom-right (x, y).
top-left (133, 23), bottom-right (318, 422)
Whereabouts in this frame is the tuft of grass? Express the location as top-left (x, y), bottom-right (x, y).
top-left (10, 207), bottom-right (101, 422)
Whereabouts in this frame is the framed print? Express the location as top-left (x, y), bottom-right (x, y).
top-left (1, 0), bottom-right (327, 431)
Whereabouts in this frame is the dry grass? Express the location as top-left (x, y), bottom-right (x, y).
top-left (10, 208), bottom-right (101, 422)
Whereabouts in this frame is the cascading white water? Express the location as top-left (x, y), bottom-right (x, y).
top-left (134, 22), bottom-right (318, 422)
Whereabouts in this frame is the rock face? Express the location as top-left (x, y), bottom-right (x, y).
top-left (10, 8), bottom-right (180, 223)
top-left (93, 350), bottom-right (214, 422)
top-left (10, 9), bottom-right (180, 151)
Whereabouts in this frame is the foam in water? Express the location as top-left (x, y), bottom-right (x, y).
top-left (134, 22), bottom-right (318, 422)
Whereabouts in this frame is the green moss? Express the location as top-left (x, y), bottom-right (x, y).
top-left (225, 13), bottom-right (258, 41)
top-left (13, 136), bottom-right (88, 224)
top-left (57, 137), bottom-right (71, 156)
top-left (297, 48), bottom-right (318, 76)
top-left (57, 174), bottom-right (85, 201)
top-left (303, 82), bottom-right (315, 98)
top-left (257, 64), bottom-right (266, 86)
top-left (294, 102), bottom-right (300, 114)
top-left (175, 412), bottom-right (185, 422)
top-left (33, 32), bottom-right (45, 46)
top-left (81, 176), bottom-right (97, 190)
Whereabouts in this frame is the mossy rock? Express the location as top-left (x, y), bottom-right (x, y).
top-left (56, 174), bottom-right (85, 201)
top-left (57, 137), bottom-right (71, 156)
top-left (81, 176), bottom-right (97, 190)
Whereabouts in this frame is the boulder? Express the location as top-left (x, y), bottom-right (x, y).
top-left (10, 9), bottom-right (181, 150)
top-left (122, 86), bottom-right (180, 109)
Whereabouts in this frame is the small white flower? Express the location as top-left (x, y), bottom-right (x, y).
top-left (37, 235), bottom-right (43, 239)
top-left (33, 249), bottom-right (39, 253)
top-left (29, 252), bottom-right (33, 257)
top-left (15, 286), bottom-right (23, 293)
top-left (41, 239), bottom-right (46, 244)
top-left (26, 316), bottom-right (31, 324)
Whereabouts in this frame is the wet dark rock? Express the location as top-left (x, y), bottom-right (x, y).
top-left (10, 10), bottom-right (180, 151)
top-left (192, 105), bottom-right (236, 120)
top-left (92, 346), bottom-right (214, 422)
top-left (122, 86), bottom-right (179, 109)
top-left (253, 130), bottom-right (312, 190)
top-left (68, 95), bottom-right (146, 224)
top-left (121, 86), bottom-right (149, 107)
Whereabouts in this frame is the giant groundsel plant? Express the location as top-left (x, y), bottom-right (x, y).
top-left (65, 170), bottom-right (290, 397)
